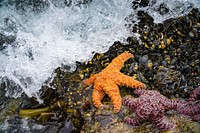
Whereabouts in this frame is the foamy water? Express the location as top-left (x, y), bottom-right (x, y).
top-left (0, 0), bottom-right (133, 97)
top-left (142, 0), bottom-right (200, 23)
top-left (0, 0), bottom-right (199, 98)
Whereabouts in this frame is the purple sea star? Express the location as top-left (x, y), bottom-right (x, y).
top-left (123, 89), bottom-right (184, 131)
top-left (178, 86), bottom-right (200, 122)
top-left (187, 86), bottom-right (200, 102)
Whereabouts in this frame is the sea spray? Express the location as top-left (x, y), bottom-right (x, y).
top-left (127, 0), bottom-right (200, 25)
top-left (0, 0), bottom-right (133, 97)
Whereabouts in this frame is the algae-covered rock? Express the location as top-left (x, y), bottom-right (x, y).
top-left (0, 98), bottom-right (22, 123)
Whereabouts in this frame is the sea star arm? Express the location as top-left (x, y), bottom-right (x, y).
top-left (104, 84), bottom-right (122, 113)
top-left (152, 115), bottom-right (176, 131)
top-left (164, 99), bottom-right (185, 110)
top-left (178, 102), bottom-right (200, 116)
top-left (123, 96), bottom-right (140, 111)
top-left (192, 114), bottom-right (200, 122)
top-left (107, 51), bottom-right (133, 70)
top-left (134, 89), bottom-right (146, 96)
top-left (117, 73), bottom-right (146, 89)
top-left (187, 86), bottom-right (200, 101)
top-left (92, 88), bottom-right (105, 109)
top-left (124, 115), bottom-right (146, 126)
top-left (84, 74), bottom-right (96, 85)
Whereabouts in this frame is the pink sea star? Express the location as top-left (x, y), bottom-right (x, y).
top-left (123, 89), bottom-right (184, 131)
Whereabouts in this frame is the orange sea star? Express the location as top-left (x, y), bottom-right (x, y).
top-left (84, 51), bottom-right (146, 113)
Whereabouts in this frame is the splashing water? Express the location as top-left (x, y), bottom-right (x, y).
top-left (0, 0), bottom-right (199, 98)
top-left (145, 0), bottom-right (200, 23)
top-left (0, 0), bottom-right (133, 97)
top-left (127, 0), bottom-right (200, 24)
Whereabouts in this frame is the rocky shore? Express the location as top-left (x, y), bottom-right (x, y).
top-left (0, 2), bottom-right (199, 133)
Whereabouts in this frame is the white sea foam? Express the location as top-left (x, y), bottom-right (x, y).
top-left (145, 0), bottom-right (200, 23)
top-left (0, 0), bottom-right (133, 97)
top-left (0, 0), bottom-right (199, 98)
top-left (127, 0), bottom-right (200, 24)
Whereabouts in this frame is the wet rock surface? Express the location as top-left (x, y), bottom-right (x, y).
top-left (0, 4), bottom-right (199, 133)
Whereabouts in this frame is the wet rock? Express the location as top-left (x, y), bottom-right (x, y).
top-left (0, 80), bottom-right (6, 98)
top-left (59, 118), bottom-right (75, 133)
top-left (156, 3), bottom-right (169, 15)
top-left (0, 33), bottom-right (6, 50)
top-left (5, 35), bottom-right (16, 44)
top-left (132, 0), bottom-right (153, 9)
top-left (0, 77), bottom-right (23, 97)
top-left (81, 105), bottom-right (132, 133)
top-left (5, 116), bottom-right (62, 133)
top-left (0, 33), bottom-right (16, 50)
top-left (0, 98), bottom-right (22, 123)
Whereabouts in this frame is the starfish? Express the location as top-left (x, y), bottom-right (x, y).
top-left (84, 51), bottom-right (146, 113)
top-left (178, 86), bottom-right (200, 122)
top-left (123, 89), bottom-right (184, 131)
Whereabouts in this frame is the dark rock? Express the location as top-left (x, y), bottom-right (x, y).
top-left (0, 77), bottom-right (23, 97)
top-left (0, 33), bottom-right (6, 50)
